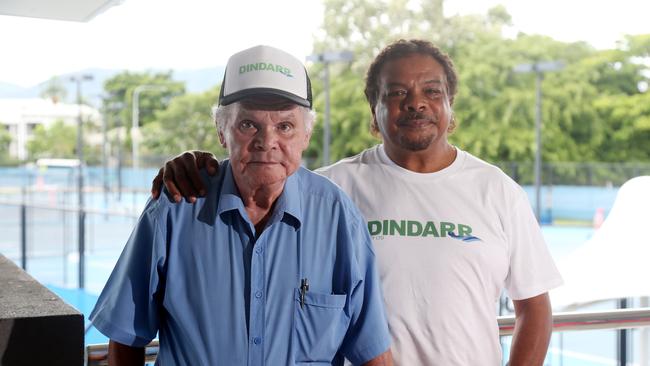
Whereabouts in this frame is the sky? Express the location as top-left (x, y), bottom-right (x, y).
top-left (1, 0), bottom-right (649, 87)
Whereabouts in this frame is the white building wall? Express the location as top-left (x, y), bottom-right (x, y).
top-left (0, 98), bottom-right (101, 160)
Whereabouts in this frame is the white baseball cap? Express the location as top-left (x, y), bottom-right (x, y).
top-left (219, 45), bottom-right (312, 108)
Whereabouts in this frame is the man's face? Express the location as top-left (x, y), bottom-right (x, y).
top-left (220, 98), bottom-right (311, 188)
top-left (372, 54), bottom-right (453, 155)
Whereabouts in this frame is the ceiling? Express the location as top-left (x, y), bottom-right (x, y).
top-left (0, 0), bottom-right (124, 22)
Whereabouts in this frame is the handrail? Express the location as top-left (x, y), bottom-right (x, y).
top-left (84, 308), bottom-right (650, 364)
top-left (498, 307), bottom-right (650, 336)
top-left (0, 199), bottom-right (139, 218)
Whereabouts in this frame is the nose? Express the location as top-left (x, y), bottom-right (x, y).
top-left (403, 89), bottom-right (426, 112)
top-left (252, 127), bottom-right (278, 151)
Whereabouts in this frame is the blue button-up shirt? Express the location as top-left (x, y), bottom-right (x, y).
top-left (90, 161), bottom-right (390, 365)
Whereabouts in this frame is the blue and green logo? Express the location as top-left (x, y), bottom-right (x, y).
top-left (239, 62), bottom-right (293, 77)
top-left (367, 219), bottom-right (482, 243)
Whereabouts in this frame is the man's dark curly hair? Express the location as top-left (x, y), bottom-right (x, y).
top-left (364, 39), bottom-right (458, 111)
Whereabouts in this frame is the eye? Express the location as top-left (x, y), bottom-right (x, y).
top-left (238, 120), bottom-right (255, 131)
top-left (387, 89), bottom-right (406, 97)
top-left (425, 88), bottom-right (442, 97)
top-left (277, 122), bottom-right (294, 133)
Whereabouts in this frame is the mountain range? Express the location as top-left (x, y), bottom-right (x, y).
top-left (0, 67), bottom-right (226, 106)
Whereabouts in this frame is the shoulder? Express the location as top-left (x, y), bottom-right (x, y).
top-left (294, 167), bottom-right (366, 225)
top-left (154, 168), bottom-right (224, 223)
top-left (295, 167), bottom-right (352, 204)
top-left (459, 149), bottom-right (525, 198)
top-left (315, 145), bottom-right (382, 178)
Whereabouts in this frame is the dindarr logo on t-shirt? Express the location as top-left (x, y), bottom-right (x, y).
top-left (367, 219), bottom-right (482, 243)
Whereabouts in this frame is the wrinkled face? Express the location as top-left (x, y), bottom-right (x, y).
top-left (220, 98), bottom-right (311, 188)
top-left (372, 54), bottom-right (453, 155)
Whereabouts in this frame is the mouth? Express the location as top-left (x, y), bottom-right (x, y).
top-left (397, 113), bottom-right (436, 128)
top-left (397, 118), bottom-right (434, 128)
top-left (247, 161), bottom-right (280, 165)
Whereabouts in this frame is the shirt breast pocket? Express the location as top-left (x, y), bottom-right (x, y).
top-left (293, 288), bottom-right (350, 364)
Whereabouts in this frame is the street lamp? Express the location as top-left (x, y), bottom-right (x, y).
top-left (513, 61), bottom-right (564, 222)
top-left (306, 51), bottom-right (354, 166)
top-left (131, 85), bottom-right (168, 172)
top-left (69, 73), bottom-right (93, 289)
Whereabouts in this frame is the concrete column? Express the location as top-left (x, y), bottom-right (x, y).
top-left (0, 255), bottom-right (83, 365)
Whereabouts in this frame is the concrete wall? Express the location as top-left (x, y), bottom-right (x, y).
top-left (0, 255), bottom-right (83, 366)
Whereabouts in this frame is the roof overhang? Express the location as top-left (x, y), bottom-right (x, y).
top-left (0, 0), bottom-right (124, 22)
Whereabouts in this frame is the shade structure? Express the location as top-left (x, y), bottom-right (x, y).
top-left (0, 0), bottom-right (123, 22)
top-left (551, 176), bottom-right (650, 309)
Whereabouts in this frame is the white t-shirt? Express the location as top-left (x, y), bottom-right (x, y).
top-left (317, 145), bottom-right (563, 366)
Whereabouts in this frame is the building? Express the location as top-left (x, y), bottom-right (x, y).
top-left (0, 98), bottom-right (101, 160)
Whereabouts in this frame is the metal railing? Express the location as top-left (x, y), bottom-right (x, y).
top-left (84, 308), bottom-right (650, 365)
top-left (0, 198), bottom-right (139, 286)
top-left (498, 307), bottom-right (650, 336)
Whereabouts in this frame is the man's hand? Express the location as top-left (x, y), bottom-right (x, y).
top-left (151, 150), bottom-right (220, 203)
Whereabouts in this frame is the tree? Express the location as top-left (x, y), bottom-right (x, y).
top-left (27, 120), bottom-right (76, 159)
top-left (102, 71), bottom-right (185, 130)
top-left (141, 87), bottom-right (225, 159)
top-left (100, 71), bottom-right (185, 165)
top-left (305, 67), bottom-right (378, 168)
top-left (25, 120), bottom-right (101, 163)
top-left (0, 127), bottom-right (12, 162)
top-left (309, 0), bottom-right (650, 178)
top-left (308, 0), bottom-right (513, 165)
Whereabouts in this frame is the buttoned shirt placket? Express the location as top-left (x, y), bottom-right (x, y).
top-left (248, 227), bottom-right (266, 366)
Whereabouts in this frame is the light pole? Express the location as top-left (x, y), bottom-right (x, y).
top-left (306, 51), bottom-right (353, 166)
top-left (69, 73), bottom-right (93, 289)
top-left (513, 61), bottom-right (564, 222)
top-left (131, 85), bottom-right (168, 173)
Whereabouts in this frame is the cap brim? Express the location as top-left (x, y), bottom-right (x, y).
top-left (220, 88), bottom-right (310, 107)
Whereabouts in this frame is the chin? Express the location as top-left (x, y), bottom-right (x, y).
top-left (397, 137), bottom-right (435, 151)
top-left (248, 169), bottom-right (288, 184)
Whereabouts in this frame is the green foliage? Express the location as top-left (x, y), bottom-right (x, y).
top-left (102, 71), bottom-right (185, 130)
top-left (305, 68), bottom-right (378, 168)
top-left (141, 87), bottom-right (226, 158)
top-left (71, 1), bottom-right (648, 177)
top-left (27, 120), bottom-right (76, 159)
top-left (26, 120), bottom-right (101, 164)
top-left (0, 127), bottom-right (12, 162)
top-left (307, 0), bottom-right (650, 181)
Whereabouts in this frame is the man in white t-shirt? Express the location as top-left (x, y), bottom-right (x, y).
top-left (151, 39), bottom-right (562, 365)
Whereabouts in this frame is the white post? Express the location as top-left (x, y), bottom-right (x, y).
top-left (131, 85), bottom-right (168, 173)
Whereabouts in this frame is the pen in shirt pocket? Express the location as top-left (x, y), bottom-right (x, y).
top-left (300, 278), bottom-right (309, 309)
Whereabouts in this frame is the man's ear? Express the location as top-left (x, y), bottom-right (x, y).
top-left (302, 129), bottom-right (312, 151)
top-left (218, 130), bottom-right (227, 148)
top-left (370, 108), bottom-right (381, 136)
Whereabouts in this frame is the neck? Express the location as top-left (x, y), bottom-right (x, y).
top-left (234, 177), bottom-right (285, 231)
top-left (384, 143), bottom-right (456, 173)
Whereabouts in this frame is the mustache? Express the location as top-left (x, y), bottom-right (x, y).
top-left (397, 112), bottom-right (436, 124)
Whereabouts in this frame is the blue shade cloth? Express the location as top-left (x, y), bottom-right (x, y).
top-left (90, 161), bottom-right (390, 365)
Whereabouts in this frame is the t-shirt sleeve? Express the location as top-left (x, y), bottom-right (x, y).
top-left (504, 190), bottom-right (564, 300)
top-left (340, 215), bottom-right (392, 364)
top-left (89, 198), bottom-right (168, 347)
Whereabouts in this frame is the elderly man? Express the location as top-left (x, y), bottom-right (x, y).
top-left (90, 45), bottom-right (392, 366)
top-left (151, 39), bottom-right (563, 365)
